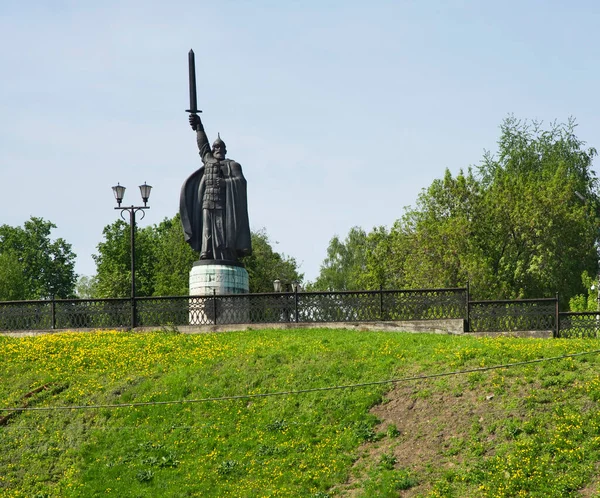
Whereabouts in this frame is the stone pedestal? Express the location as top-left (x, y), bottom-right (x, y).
top-left (189, 262), bottom-right (249, 325)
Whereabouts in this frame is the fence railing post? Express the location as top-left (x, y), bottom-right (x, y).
top-left (555, 292), bottom-right (559, 338)
top-left (51, 294), bottom-right (56, 330)
top-left (213, 289), bottom-right (218, 325)
top-left (131, 297), bottom-right (137, 329)
top-left (379, 284), bottom-right (384, 320)
top-left (465, 282), bottom-right (470, 332)
top-left (294, 286), bottom-right (299, 323)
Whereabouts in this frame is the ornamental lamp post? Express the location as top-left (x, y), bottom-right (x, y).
top-left (273, 279), bottom-right (301, 322)
top-left (273, 278), bottom-right (289, 321)
top-left (112, 182), bottom-right (152, 328)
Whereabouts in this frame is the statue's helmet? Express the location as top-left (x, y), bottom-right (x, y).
top-left (212, 133), bottom-right (226, 154)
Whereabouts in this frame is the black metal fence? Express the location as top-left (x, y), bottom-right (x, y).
top-left (0, 288), bottom-right (466, 332)
top-left (0, 288), bottom-right (594, 338)
top-left (468, 298), bottom-right (558, 334)
top-left (558, 312), bottom-right (600, 338)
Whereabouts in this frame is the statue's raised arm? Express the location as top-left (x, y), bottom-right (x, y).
top-left (189, 113), bottom-right (212, 160)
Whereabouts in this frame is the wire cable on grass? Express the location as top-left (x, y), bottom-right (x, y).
top-left (1, 348), bottom-right (599, 413)
top-left (1, 381), bottom-right (592, 441)
top-left (2, 423), bottom-right (211, 433)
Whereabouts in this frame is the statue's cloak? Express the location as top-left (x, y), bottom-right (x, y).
top-left (180, 159), bottom-right (252, 258)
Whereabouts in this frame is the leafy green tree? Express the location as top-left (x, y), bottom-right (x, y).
top-left (569, 271), bottom-right (600, 311)
top-left (366, 224), bottom-right (411, 289)
top-left (243, 230), bottom-right (303, 293)
top-left (0, 252), bottom-right (27, 301)
top-left (399, 168), bottom-right (487, 291)
top-left (0, 217), bottom-right (76, 299)
top-left (152, 214), bottom-right (198, 296)
top-left (473, 117), bottom-right (598, 300)
top-left (92, 220), bottom-right (157, 298)
top-left (75, 275), bottom-right (98, 299)
top-left (309, 227), bottom-right (368, 291)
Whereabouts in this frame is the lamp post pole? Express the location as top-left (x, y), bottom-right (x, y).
top-left (112, 182), bottom-right (152, 329)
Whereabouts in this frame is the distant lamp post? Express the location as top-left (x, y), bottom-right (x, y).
top-left (112, 182), bottom-right (152, 328)
top-left (273, 279), bottom-right (301, 323)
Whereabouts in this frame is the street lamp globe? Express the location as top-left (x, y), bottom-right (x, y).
top-left (139, 182), bottom-right (152, 206)
top-left (112, 183), bottom-right (126, 207)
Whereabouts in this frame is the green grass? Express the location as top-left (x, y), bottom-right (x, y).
top-left (1, 329), bottom-right (600, 497)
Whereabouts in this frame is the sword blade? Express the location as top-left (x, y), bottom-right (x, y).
top-left (186, 49), bottom-right (201, 113)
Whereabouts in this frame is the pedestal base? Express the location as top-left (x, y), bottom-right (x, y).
top-left (189, 264), bottom-right (249, 325)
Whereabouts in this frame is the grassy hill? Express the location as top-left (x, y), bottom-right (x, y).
top-left (1, 328), bottom-right (600, 497)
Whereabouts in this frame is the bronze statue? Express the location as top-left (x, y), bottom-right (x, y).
top-left (180, 50), bottom-right (252, 262)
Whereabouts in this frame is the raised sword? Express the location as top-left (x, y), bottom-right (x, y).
top-left (186, 49), bottom-right (202, 114)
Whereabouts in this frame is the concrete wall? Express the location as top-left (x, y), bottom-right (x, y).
top-left (0, 320), bottom-right (554, 338)
top-left (1, 319), bottom-right (463, 336)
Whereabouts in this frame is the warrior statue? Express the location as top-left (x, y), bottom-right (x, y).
top-left (179, 50), bottom-right (251, 262)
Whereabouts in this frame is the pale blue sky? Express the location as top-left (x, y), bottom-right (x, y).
top-left (1, 0), bottom-right (599, 283)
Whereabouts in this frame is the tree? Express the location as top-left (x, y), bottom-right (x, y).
top-left (398, 168), bottom-right (487, 291)
top-left (473, 117), bottom-right (598, 300)
top-left (152, 214), bottom-right (198, 296)
top-left (309, 227), bottom-right (368, 291)
top-left (0, 252), bottom-right (27, 301)
top-left (569, 271), bottom-right (599, 311)
top-left (0, 217), bottom-right (76, 299)
top-left (75, 275), bottom-right (98, 299)
top-left (360, 223), bottom-right (410, 290)
top-left (243, 230), bottom-right (303, 293)
top-left (92, 220), bottom-right (157, 298)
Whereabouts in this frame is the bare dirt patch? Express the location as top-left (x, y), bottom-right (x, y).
top-left (577, 462), bottom-right (600, 497)
top-left (333, 378), bottom-right (508, 497)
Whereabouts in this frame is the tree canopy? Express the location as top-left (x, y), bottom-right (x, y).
top-left (312, 117), bottom-right (599, 304)
top-left (244, 230), bottom-right (303, 293)
top-left (0, 217), bottom-right (77, 300)
top-left (309, 227), bottom-right (368, 291)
